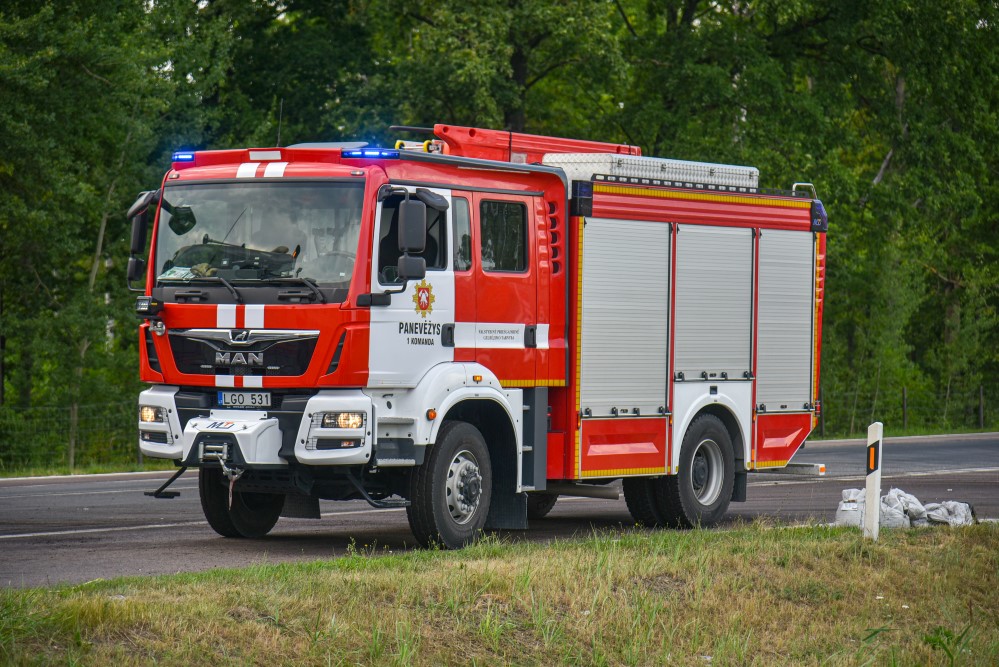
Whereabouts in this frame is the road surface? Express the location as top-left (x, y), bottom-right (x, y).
top-left (1, 432), bottom-right (996, 588)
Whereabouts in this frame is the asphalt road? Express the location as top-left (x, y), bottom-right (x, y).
top-left (2, 432), bottom-right (996, 588)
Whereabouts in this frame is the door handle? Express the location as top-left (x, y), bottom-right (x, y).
top-left (441, 323), bottom-right (455, 347)
top-left (525, 325), bottom-right (537, 349)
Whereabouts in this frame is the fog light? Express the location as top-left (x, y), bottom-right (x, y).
top-left (139, 405), bottom-right (164, 423)
top-left (319, 412), bottom-right (364, 429)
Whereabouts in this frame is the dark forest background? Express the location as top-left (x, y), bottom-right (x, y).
top-left (1, 0), bottom-right (996, 468)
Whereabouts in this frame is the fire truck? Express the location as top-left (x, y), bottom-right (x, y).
top-left (127, 124), bottom-right (827, 548)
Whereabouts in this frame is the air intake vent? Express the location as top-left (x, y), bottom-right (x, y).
top-left (144, 328), bottom-right (161, 373)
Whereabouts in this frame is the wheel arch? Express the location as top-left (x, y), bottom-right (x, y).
top-left (696, 404), bottom-right (746, 471)
top-left (440, 397), bottom-right (520, 495)
top-left (671, 383), bottom-right (752, 473)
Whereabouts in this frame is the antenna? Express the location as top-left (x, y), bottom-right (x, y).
top-left (276, 98), bottom-right (284, 147)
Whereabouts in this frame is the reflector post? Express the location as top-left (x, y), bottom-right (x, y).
top-left (863, 421), bottom-right (883, 541)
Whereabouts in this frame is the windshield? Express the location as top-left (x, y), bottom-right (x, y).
top-left (155, 181), bottom-right (364, 288)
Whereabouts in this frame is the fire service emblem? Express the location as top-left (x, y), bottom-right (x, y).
top-left (412, 280), bottom-right (435, 318)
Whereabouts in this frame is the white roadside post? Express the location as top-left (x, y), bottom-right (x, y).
top-left (863, 422), bottom-right (884, 540)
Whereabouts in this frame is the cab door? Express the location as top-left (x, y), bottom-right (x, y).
top-left (366, 186), bottom-right (455, 388)
top-left (469, 192), bottom-right (538, 385)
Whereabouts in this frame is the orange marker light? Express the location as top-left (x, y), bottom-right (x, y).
top-left (472, 375), bottom-right (483, 383)
top-left (426, 409), bottom-right (437, 420)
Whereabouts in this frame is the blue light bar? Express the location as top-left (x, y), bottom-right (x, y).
top-left (342, 149), bottom-right (400, 159)
top-left (172, 151), bottom-right (196, 162)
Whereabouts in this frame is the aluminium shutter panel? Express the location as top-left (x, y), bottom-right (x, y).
top-left (756, 229), bottom-right (814, 410)
top-left (579, 218), bottom-right (670, 417)
top-left (674, 225), bottom-right (753, 379)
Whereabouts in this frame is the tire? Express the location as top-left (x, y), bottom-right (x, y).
top-left (198, 467), bottom-right (284, 538)
top-left (407, 421), bottom-right (492, 549)
top-left (623, 478), bottom-right (666, 527)
top-left (526, 493), bottom-right (558, 520)
top-left (657, 414), bottom-right (735, 528)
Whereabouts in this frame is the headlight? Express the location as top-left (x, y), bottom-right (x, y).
top-left (139, 405), bottom-right (165, 423)
top-left (319, 412), bottom-right (365, 429)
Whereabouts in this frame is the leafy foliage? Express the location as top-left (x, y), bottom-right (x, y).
top-left (0, 0), bottom-right (996, 466)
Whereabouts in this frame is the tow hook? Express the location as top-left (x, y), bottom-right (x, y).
top-left (204, 443), bottom-right (245, 509)
top-left (219, 458), bottom-right (245, 510)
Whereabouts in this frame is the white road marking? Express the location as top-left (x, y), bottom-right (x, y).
top-left (0, 497), bottom-right (602, 540)
top-left (0, 486), bottom-right (200, 500)
top-left (749, 466), bottom-right (999, 487)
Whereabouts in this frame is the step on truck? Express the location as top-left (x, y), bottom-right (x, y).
top-left (128, 124), bottom-right (827, 547)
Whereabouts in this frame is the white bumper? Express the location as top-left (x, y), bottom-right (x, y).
top-left (138, 387), bottom-right (372, 466)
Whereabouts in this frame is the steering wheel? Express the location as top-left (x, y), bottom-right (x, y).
top-left (305, 251), bottom-right (355, 282)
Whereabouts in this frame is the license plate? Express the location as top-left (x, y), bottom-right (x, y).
top-left (217, 391), bottom-right (271, 408)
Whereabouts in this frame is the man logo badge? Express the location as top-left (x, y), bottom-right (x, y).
top-left (215, 352), bottom-right (264, 366)
top-left (230, 329), bottom-right (251, 344)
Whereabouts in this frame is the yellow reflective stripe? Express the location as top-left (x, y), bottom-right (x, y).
top-left (499, 379), bottom-right (566, 388)
top-left (581, 466), bottom-right (668, 478)
top-left (752, 460), bottom-right (789, 469)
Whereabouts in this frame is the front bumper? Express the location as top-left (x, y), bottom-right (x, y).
top-left (138, 386), bottom-right (373, 466)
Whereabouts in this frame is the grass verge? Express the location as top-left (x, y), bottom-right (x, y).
top-left (1, 522), bottom-right (996, 665)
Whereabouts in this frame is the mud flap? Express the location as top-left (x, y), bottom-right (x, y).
top-left (732, 471), bottom-right (747, 502)
top-left (485, 490), bottom-right (528, 530)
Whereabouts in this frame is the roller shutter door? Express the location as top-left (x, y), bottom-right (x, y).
top-left (674, 225), bottom-right (753, 380)
top-left (757, 229), bottom-right (814, 410)
top-left (579, 218), bottom-right (670, 417)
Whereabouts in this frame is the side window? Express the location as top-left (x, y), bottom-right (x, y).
top-left (452, 197), bottom-right (471, 272)
top-left (480, 200), bottom-right (527, 272)
top-left (377, 194), bottom-right (447, 283)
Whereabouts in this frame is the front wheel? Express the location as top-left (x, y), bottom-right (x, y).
top-left (199, 467), bottom-right (284, 538)
top-left (407, 421), bottom-right (492, 548)
top-left (657, 414), bottom-right (735, 528)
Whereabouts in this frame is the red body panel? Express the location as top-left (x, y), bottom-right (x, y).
top-left (754, 412), bottom-right (812, 467)
top-left (579, 418), bottom-right (669, 477)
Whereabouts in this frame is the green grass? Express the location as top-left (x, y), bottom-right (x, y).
top-left (2, 522), bottom-right (996, 665)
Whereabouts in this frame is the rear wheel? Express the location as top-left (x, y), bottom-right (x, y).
top-left (658, 414), bottom-right (735, 528)
top-left (526, 493), bottom-right (559, 520)
top-left (407, 421), bottom-right (492, 548)
top-left (623, 478), bottom-right (666, 527)
top-left (199, 467), bottom-right (284, 538)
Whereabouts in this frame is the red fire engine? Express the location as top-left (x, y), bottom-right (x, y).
top-left (128, 124), bottom-right (827, 548)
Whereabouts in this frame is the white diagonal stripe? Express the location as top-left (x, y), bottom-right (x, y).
top-left (217, 304), bottom-right (237, 328)
top-left (245, 304), bottom-right (265, 328)
top-left (263, 162), bottom-right (288, 177)
top-left (236, 162), bottom-right (260, 178)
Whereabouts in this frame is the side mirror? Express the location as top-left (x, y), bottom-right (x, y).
top-left (168, 206), bottom-right (197, 235)
top-left (398, 199), bottom-right (426, 253)
top-left (127, 256), bottom-right (146, 282)
top-left (130, 213), bottom-right (148, 255)
top-left (126, 189), bottom-right (159, 220)
top-left (397, 255), bottom-right (426, 281)
top-left (127, 190), bottom-right (160, 254)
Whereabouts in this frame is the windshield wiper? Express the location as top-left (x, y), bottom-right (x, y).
top-left (187, 275), bottom-right (243, 303)
top-left (265, 277), bottom-right (327, 304)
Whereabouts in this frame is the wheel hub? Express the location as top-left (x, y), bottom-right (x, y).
top-left (446, 450), bottom-right (482, 524)
top-left (692, 454), bottom-right (708, 490)
top-left (690, 438), bottom-right (723, 505)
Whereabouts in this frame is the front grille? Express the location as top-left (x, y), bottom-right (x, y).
top-left (169, 331), bottom-right (318, 376)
